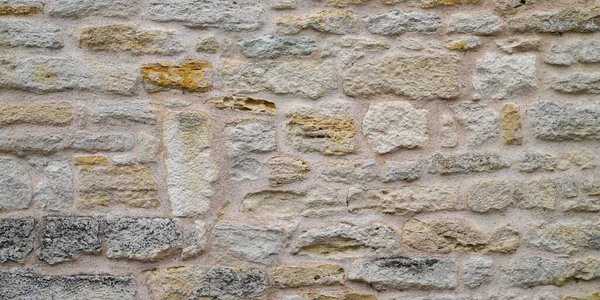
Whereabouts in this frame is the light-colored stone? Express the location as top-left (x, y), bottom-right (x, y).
top-left (452, 102), bottom-right (499, 147)
top-left (273, 264), bottom-right (344, 287)
top-left (0, 101), bottom-right (72, 126)
top-left (0, 157), bottom-right (31, 211)
top-left (347, 185), bottom-right (458, 214)
top-left (277, 10), bottom-right (357, 35)
top-left (526, 221), bottom-right (600, 254)
top-left (79, 24), bottom-right (182, 55)
top-left (501, 103), bottom-right (523, 145)
top-left (473, 53), bottom-right (536, 99)
top-left (141, 58), bottom-right (213, 93)
top-left (519, 152), bottom-right (568, 172)
top-left (242, 186), bottom-right (345, 219)
top-left (230, 157), bottom-right (262, 181)
top-left (105, 218), bottom-right (182, 261)
top-left (382, 161), bottom-right (420, 182)
top-left (206, 95), bottom-right (276, 116)
top-left (445, 36), bottom-right (480, 51)
top-left (564, 292), bottom-right (600, 300)
top-left (427, 152), bottom-right (510, 175)
top-left (567, 148), bottom-right (596, 169)
top-left (221, 59), bottom-right (337, 99)
top-left (316, 0), bottom-right (372, 7)
top-left (348, 255), bottom-right (457, 290)
top-left (467, 181), bottom-right (514, 212)
top-left (0, 0), bottom-right (43, 16)
top-left (362, 101), bottom-right (428, 153)
top-left (440, 114), bottom-right (458, 148)
top-left (0, 219), bottom-right (34, 264)
top-left (502, 257), bottom-right (600, 287)
top-left (31, 159), bottom-right (73, 211)
top-left (402, 219), bottom-right (519, 253)
top-left (531, 101), bottom-right (600, 141)
top-left (364, 11), bottom-right (440, 35)
top-left (212, 221), bottom-right (284, 264)
top-left (343, 55), bottom-right (459, 100)
top-left (508, 7), bottom-right (600, 33)
top-left (48, 0), bottom-right (138, 17)
top-left (420, 0), bottom-right (480, 8)
top-left (289, 291), bottom-right (377, 300)
top-left (181, 220), bottom-right (207, 260)
top-left (464, 257), bottom-right (493, 288)
top-left (318, 159), bottom-right (376, 183)
top-left (267, 155), bottom-right (310, 186)
top-left (225, 119), bottom-right (276, 158)
top-left (87, 100), bottom-right (155, 125)
top-left (447, 13), bottom-right (503, 35)
top-left (239, 34), bottom-right (316, 58)
top-left (515, 178), bottom-right (557, 210)
top-left (163, 111), bottom-right (216, 217)
top-left (0, 133), bottom-right (134, 155)
top-left (547, 40), bottom-right (600, 65)
top-left (270, 0), bottom-right (297, 9)
top-left (148, 0), bottom-right (264, 31)
top-left (0, 20), bottom-right (63, 48)
top-left (551, 72), bottom-right (600, 94)
top-left (195, 35), bottom-right (219, 53)
top-left (291, 223), bottom-right (400, 258)
top-left (496, 37), bottom-right (542, 53)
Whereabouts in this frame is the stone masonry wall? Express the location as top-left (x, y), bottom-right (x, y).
top-left (1, 0), bottom-right (600, 299)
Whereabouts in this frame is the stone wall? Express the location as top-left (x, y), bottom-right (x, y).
top-left (0, 0), bottom-right (599, 299)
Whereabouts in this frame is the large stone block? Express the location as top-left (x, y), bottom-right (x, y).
top-left (239, 34), bottom-right (316, 58)
top-left (0, 0), bottom-right (43, 16)
top-left (48, 0), bottom-right (138, 17)
top-left (347, 185), bottom-right (458, 214)
top-left (0, 20), bottom-right (63, 48)
top-left (277, 10), bottom-right (357, 34)
top-left (212, 221), bottom-right (284, 264)
top-left (39, 217), bottom-right (101, 265)
top-left (526, 221), bottom-right (600, 254)
top-left (502, 257), bottom-right (600, 287)
top-left (427, 152), bottom-right (510, 175)
top-left (447, 13), bottom-right (503, 35)
top-left (531, 101), bottom-right (600, 141)
top-left (225, 119), bottom-right (276, 158)
top-left (0, 218), bottom-right (34, 264)
top-left (364, 11), bottom-right (440, 35)
top-left (242, 187), bottom-right (344, 219)
top-left (451, 102), bottom-right (498, 147)
top-left (473, 54), bottom-right (536, 99)
top-left (273, 264), bottom-right (344, 288)
top-left (0, 102), bottom-right (72, 126)
top-left (508, 7), bottom-right (600, 33)
top-left (141, 58), bottom-right (213, 93)
top-left (546, 40), bottom-right (600, 65)
top-left (79, 24), bottom-right (183, 55)
top-left (0, 157), bottom-right (31, 211)
top-left (551, 72), bottom-right (600, 94)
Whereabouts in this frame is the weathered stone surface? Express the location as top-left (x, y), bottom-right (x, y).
top-left (362, 101), bottom-right (428, 153)
top-left (518, 152), bottom-right (568, 172)
top-left (502, 257), bottom-right (600, 287)
top-left (225, 119), bottom-right (276, 158)
top-left (239, 34), bottom-right (316, 58)
top-left (347, 185), bottom-right (458, 214)
top-left (402, 219), bottom-right (519, 253)
top-left (501, 103), bottom-right (523, 145)
top-left (526, 221), bottom-right (600, 254)
top-left (0, 157), bottom-right (31, 211)
top-left (464, 257), bottom-right (493, 288)
top-left (148, 0), bottom-right (264, 31)
top-left (0, 56), bottom-right (137, 95)
top-left (316, 0), bottom-right (372, 7)
top-left (270, 0), bottom-right (297, 9)
top-left (146, 265), bottom-right (268, 300)
top-left (547, 40), bottom-right (600, 65)
top-left (48, 0), bottom-right (138, 18)
top-left (421, 0), bottom-right (480, 7)
top-left (515, 178), bottom-right (557, 210)
top-left (445, 36), bottom-right (480, 51)
top-left (291, 223), bottom-right (400, 258)
top-left (565, 292), bottom-right (600, 300)
top-left (181, 220), bottom-right (207, 260)
top-left (440, 114), bottom-right (458, 148)
top-left (0, 101), bottom-right (71, 126)
top-left (221, 59), bottom-right (337, 99)
top-left (195, 35), bottom-right (218, 53)
top-left (452, 102), bottom-right (498, 147)
top-left (318, 159), bottom-right (376, 183)
top-left (39, 217), bottom-right (101, 265)
top-left (0, 20), bottom-right (63, 48)
top-left (0, 218), bottom-right (34, 264)
top-left (0, 0), bottom-right (43, 16)
top-left (105, 218), bottom-right (182, 261)
top-left (382, 161), bottom-right (420, 182)
top-left (267, 155), bottom-right (310, 186)
top-left (141, 58), bottom-right (213, 93)
top-left (0, 269), bottom-right (136, 299)
top-left (212, 221), bottom-right (284, 264)
top-left (567, 148), bottom-right (597, 169)
top-left (343, 55), bottom-right (459, 100)
top-left (467, 181), bottom-right (514, 212)
top-left (364, 11), bottom-right (440, 35)
top-left (163, 111), bottom-right (216, 217)
top-left (287, 291), bottom-right (377, 300)
top-left (496, 37), bottom-right (542, 53)
top-left (551, 73), bottom-right (600, 94)
top-left (0, 133), bottom-right (134, 155)
top-left (242, 187), bottom-right (344, 219)
top-left (206, 95), bottom-right (276, 116)
top-left (531, 101), bottom-right (600, 141)
top-left (277, 10), bottom-right (357, 35)
top-left (77, 163), bottom-right (158, 209)
top-left (230, 157), bottom-right (262, 181)
top-left (427, 152), bottom-right (510, 175)
top-left (273, 264), bottom-right (344, 287)
top-left (473, 54), bottom-right (536, 99)
top-left (447, 13), bottom-right (503, 35)
top-left (508, 7), bottom-right (600, 33)
top-left (79, 24), bottom-right (183, 56)
top-left (348, 255), bottom-right (457, 290)
top-left (285, 105), bottom-right (356, 155)
top-left (86, 100), bottom-right (155, 125)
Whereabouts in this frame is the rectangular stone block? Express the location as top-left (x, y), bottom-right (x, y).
top-left (0, 102), bottom-right (72, 126)
top-left (364, 11), bottom-right (440, 35)
top-left (531, 101), bottom-right (600, 141)
top-left (347, 185), bottom-right (458, 214)
top-left (48, 0), bottom-right (139, 18)
top-left (0, 0), bottom-right (43, 15)
top-left (0, 20), bottom-right (63, 48)
top-left (212, 221), bottom-right (284, 264)
top-left (273, 264), bottom-right (344, 288)
top-left (502, 257), bottom-right (600, 287)
top-left (39, 217), bottom-right (101, 265)
top-left (141, 58), bottom-right (213, 93)
top-left (277, 10), bottom-right (357, 35)
top-left (205, 95), bottom-right (276, 116)
top-left (86, 100), bottom-right (156, 125)
top-left (427, 152), bottom-right (510, 175)
top-left (0, 218), bottom-right (34, 264)
top-left (508, 7), bottom-right (600, 33)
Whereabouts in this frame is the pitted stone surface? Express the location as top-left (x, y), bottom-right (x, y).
top-left (473, 53), bottom-right (536, 99)
top-left (0, 218), bottom-right (34, 264)
top-left (0, 157), bottom-right (31, 211)
top-left (242, 187), bottom-right (345, 219)
top-left (348, 185), bottom-right (458, 214)
top-left (39, 217), bottom-right (101, 265)
top-left (212, 221), bottom-right (284, 264)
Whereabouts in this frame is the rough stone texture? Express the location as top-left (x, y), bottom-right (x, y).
top-left (463, 257), bottom-right (493, 288)
top-left (518, 152), bottom-right (565, 173)
top-left (239, 34), bottom-right (317, 58)
top-left (343, 55), bottom-right (459, 100)
top-left (225, 119), bottom-right (276, 158)
top-left (546, 40), bottom-right (600, 65)
top-left (286, 291), bottom-right (377, 300)
top-left (446, 36), bottom-right (481, 51)
top-left (452, 102), bottom-right (499, 147)
top-left (181, 220), bottom-right (207, 260)
top-left (212, 221), bottom-right (284, 264)
top-left (290, 223), bottom-right (400, 258)
top-left (382, 161), bottom-right (420, 182)
top-left (221, 59), bottom-right (337, 99)
top-left (273, 264), bottom-right (344, 287)
top-left (467, 180), bottom-right (515, 212)
top-left (0, 133), bottom-right (134, 155)
top-left (0, 157), bottom-right (31, 211)
top-left (427, 152), bottom-right (510, 175)
top-left (362, 101), bottom-right (428, 153)
top-left (48, 0), bottom-right (139, 18)
top-left (163, 111), bottom-right (216, 217)
top-left (267, 155), bottom-right (310, 186)
top-left (364, 11), bottom-right (441, 35)
top-left (440, 114), bottom-right (458, 148)
top-left (0, 269), bottom-right (136, 299)
top-left (526, 221), bottom-right (600, 254)
top-left (195, 35), bottom-right (219, 53)
top-left (105, 218), bottom-right (182, 261)
top-left (0, 56), bottom-right (137, 95)
top-left (496, 37), bottom-right (542, 53)
top-left (348, 255), bottom-right (457, 290)
top-left (148, 0), bottom-right (264, 31)
top-left (551, 73), bottom-right (600, 94)
top-left (508, 7), bottom-right (600, 33)
top-left (402, 219), bottom-right (519, 253)
top-left (501, 103), bottom-right (523, 145)
top-left (0, 218), bottom-right (34, 264)
top-left (277, 10), bottom-right (357, 35)
top-left (79, 24), bottom-right (183, 55)
top-left (318, 159), bottom-right (377, 183)
top-left (146, 265), bottom-right (268, 300)
top-left (531, 101), bottom-right (600, 141)
top-left (502, 257), bottom-right (600, 287)
top-left (39, 217), bottom-right (101, 265)
top-left (447, 13), bottom-right (503, 35)
top-left (0, 20), bottom-right (63, 48)
top-left (242, 187), bottom-right (345, 219)
top-left (206, 95), bottom-right (276, 116)
top-left (0, 0), bottom-right (44, 16)
top-left (347, 185), bottom-right (458, 214)
top-left (473, 53), bottom-right (536, 99)
top-left (285, 105), bottom-right (356, 155)
top-left (86, 100), bottom-right (155, 125)
top-left (565, 292), bottom-right (600, 300)
top-left (230, 157), bottom-right (262, 181)
top-left (141, 58), bottom-right (213, 93)
top-left (0, 101), bottom-right (71, 126)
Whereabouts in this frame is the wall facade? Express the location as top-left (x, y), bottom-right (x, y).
top-left (0, 0), bottom-right (600, 299)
